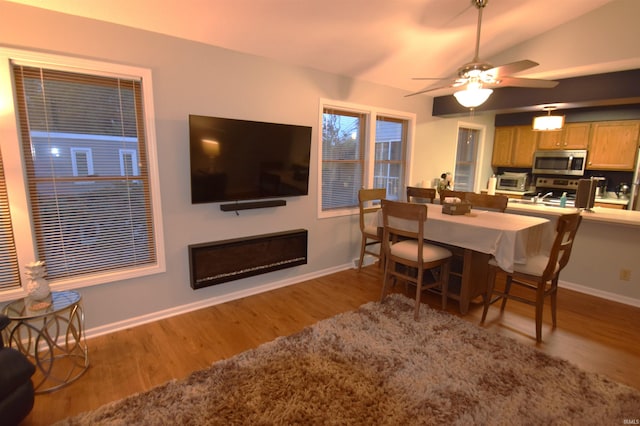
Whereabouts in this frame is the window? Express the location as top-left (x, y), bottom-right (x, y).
top-left (453, 124), bottom-right (484, 192)
top-left (0, 48), bottom-right (165, 299)
top-left (374, 117), bottom-right (407, 201)
top-left (119, 148), bottom-right (139, 177)
top-left (320, 100), bottom-right (412, 216)
top-left (71, 147), bottom-right (94, 176)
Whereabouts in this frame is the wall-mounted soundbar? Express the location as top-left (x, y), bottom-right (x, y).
top-left (220, 199), bottom-right (286, 212)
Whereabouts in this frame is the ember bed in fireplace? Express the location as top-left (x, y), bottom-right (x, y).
top-left (188, 229), bottom-right (308, 289)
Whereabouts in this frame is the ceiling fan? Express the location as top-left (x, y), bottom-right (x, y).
top-left (406, 0), bottom-right (559, 108)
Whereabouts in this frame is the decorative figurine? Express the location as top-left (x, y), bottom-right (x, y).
top-left (437, 172), bottom-right (451, 195)
top-left (25, 260), bottom-right (51, 300)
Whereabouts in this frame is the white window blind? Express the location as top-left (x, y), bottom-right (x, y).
top-left (374, 116), bottom-right (407, 201)
top-left (454, 126), bottom-right (481, 192)
top-left (321, 108), bottom-right (366, 211)
top-left (0, 148), bottom-right (21, 290)
top-left (12, 65), bottom-right (157, 282)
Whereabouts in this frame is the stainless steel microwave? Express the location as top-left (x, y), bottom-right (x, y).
top-left (532, 150), bottom-right (587, 176)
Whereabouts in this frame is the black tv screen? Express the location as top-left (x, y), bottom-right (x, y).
top-left (189, 114), bottom-right (312, 204)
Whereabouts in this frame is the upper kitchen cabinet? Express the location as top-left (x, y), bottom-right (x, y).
top-left (492, 126), bottom-right (537, 167)
top-left (587, 120), bottom-right (640, 171)
top-left (537, 122), bottom-right (590, 150)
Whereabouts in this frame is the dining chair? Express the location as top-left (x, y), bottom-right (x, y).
top-left (357, 188), bottom-right (386, 271)
top-left (380, 199), bottom-right (452, 320)
top-left (481, 212), bottom-right (582, 342)
top-left (466, 192), bottom-right (509, 212)
top-left (439, 189), bottom-right (467, 204)
top-left (406, 186), bottom-right (437, 204)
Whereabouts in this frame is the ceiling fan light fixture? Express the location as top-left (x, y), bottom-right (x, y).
top-left (453, 86), bottom-right (493, 108)
top-left (533, 106), bottom-right (565, 131)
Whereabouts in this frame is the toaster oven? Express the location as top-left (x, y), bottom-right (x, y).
top-left (496, 173), bottom-right (528, 191)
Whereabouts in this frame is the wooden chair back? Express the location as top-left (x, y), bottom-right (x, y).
top-left (406, 186), bottom-right (437, 204)
top-left (466, 192), bottom-right (509, 212)
top-left (358, 188), bottom-right (386, 233)
top-left (381, 199), bottom-right (427, 247)
top-left (357, 188), bottom-right (386, 270)
top-left (439, 190), bottom-right (467, 204)
top-left (541, 212), bottom-right (583, 282)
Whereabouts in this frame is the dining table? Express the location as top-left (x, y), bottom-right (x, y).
top-left (375, 203), bottom-right (552, 314)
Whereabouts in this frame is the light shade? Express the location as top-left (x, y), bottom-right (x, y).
top-left (532, 115), bottom-right (565, 131)
top-left (453, 86), bottom-right (493, 108)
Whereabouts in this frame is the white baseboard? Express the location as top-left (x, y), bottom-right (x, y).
top-left (84, 266), bottom-right (640, 340)
top-left (559, 280), bottom-right (640, 308)
top-left (84, 263), bottom-right (353, 340)
top-left (352, 255), bottom-right (377, 269)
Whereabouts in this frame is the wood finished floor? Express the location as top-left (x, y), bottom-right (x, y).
top-left (22, 265), bottom-right (640, 425)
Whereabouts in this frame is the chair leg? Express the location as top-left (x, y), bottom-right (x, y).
top-left (500, 275), bottom-right (513, 312)
top-left (535, 280), bottom-right (546, 342)
top-left (377, 248), bottom-right (384, 269)
top-left (481, 265), bottom-right (497, 323)
top-left (380, 257), bottom-right (392, 302)
top-left (440, 262), bottom-right (450, 310)
top-left (550, 277), bottom-right (559, 328)
top-left (358, 238), bottom-right (367, 271)
top-left (414, 268), bottom-right (423, 320)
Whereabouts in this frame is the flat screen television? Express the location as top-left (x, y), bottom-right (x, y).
top-left (189, 114), bottom-right (312, 204)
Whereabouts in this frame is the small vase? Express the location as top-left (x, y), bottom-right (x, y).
top-left (26, 277), bottom-right (50, 300)
top-left (24, 260), bottom-right (51, 300)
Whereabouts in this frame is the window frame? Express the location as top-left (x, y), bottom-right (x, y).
top-left (70, 147), bottom-right (94, 177)
top-left (0, 47), bottom-right (165, 301)
top-left (318, 99), bottom-right (414, 219)
top-left (454, 121), bottom-right (488, 192)
top-left (119, 148), bottom-right (139, 177)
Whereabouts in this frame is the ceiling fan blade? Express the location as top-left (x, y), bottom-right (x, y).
top-left (405, 83), bottom-right (454, 97)
top-left (490, 76), bottom-right (559, 89)
top-left (411, 77), bottom-right (450, 81)
top-left (487, 60), bottom-right (539, 78)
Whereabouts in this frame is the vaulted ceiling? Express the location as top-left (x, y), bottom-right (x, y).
top-left (8, 0), bottom-right (625, 97)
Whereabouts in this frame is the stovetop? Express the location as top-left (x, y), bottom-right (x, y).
top-left (523, 177), bottom-right (580, 202)
top-left (534, 177), bottom-right (580, 193)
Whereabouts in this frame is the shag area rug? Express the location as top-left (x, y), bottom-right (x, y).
top-left (57, 294), bottom-right (640, 425)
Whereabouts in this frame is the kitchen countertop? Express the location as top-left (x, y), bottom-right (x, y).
top-left (485, 189), bottom-right (629, 206)
top-left (484, 189), bottom-right (530, 196)
top-left (506, 200), bottom-right (640, 227)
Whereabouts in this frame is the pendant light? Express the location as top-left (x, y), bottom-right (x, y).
top-left (532, 106), bottom-right (564, 131)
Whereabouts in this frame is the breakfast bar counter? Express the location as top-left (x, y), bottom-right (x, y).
top-left (506, 201), bottom-right (640, 228)
top-left (504, 201), bottom-right (640, 305)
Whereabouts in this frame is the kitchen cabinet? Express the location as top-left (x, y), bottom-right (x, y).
top-left (537, 122), bottom-right (590, 150)
top-left (587, 120), bottom-right (640, 170)
top-left (491, 126), bottom-right (538, 167)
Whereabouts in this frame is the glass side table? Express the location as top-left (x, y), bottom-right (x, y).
top-left (2, 290), bottom-right (89, 393)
